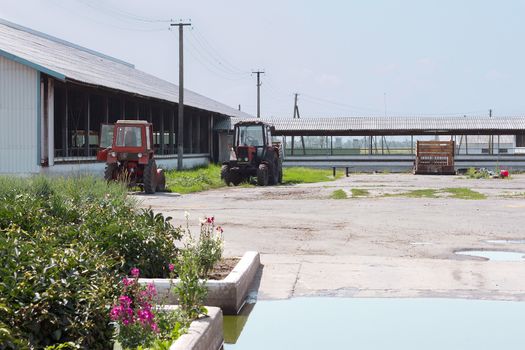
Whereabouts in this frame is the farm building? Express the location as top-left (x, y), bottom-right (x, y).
top-left (0, 19), bottom-right (251, 175)
top-left (216, 116), bottom-right (525, 171)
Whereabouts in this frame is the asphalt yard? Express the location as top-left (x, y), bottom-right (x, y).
top-left (139, 173), bottom-right (525, 301)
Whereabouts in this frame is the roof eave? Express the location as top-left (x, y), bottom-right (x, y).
top-left (0, 48), bottom-right (66, 81)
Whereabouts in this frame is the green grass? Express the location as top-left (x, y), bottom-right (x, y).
top-left (388, 189), bottom-right (439, 198)
top-left (165, 164), bottom-right (226, 194)
top-left (351, 188), bottom-right (370, 197)
top-left (283, 167), bottom-right (342, 184)
top-left (330, 189), bottom-right (348, 199)
top-left (443, 187), bottom-right (487, 200)
top-left (165, 165), bottom-right (343, 194)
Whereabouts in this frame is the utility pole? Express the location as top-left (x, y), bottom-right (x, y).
top-left (292, 93), bottom-right (305, 155)
top-left (252, 70), bottom-right (264, 118)
top-left (171, 21), bottom-right (191, 170)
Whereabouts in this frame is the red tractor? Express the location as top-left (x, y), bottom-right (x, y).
top-left (221, 120), bottom-right (283, 186)
top-left (97, 120), bottom-right (166, 194)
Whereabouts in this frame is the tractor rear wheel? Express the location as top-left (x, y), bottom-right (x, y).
top-left (257, 164), bottom-right (269, 186)
top-left (268, 159), bottom-right (280, 185)
top-left (155, 169), bottom-right (166, 192)
top-left (143, 159), bottom-right (157, 194)
top-left (104, 163), bottom-right (118, 181)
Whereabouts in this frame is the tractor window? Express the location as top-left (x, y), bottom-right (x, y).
top-left (116, 126), bottom-right (142, 147)
top-left (236, 125), bottom-right (264, 147)
top-left (99, 124), bottom-right (114, 148)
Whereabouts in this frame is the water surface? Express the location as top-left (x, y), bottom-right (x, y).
top-left (224, 297), bottom-right (525, 350)
top-left (455, 250), bottom-right (525, 261)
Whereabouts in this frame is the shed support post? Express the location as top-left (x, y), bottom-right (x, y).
top-left (411, 135), bottom-right (414, 155)
top-left (195, 114), bottom-right (201, 153)
top-left (47, 79), bottom-right (54, 166)
top-left (169, 108), bottom-right (175, 154)
top-left (41, 77), bottom-right (47, 165)
top-left (209, 115), bottom-right (214, 161)
top-left (330, 136), bottom-right (333, 156)
top-left (85, 92), bottom-right (90, 157)
top-left (104, 95), bottom-right (109, 123)
top-left (465, 135), bottom-right (468, 155)
top-left (63, 85), bottom-right (69, 157)
top-left (369, 136), bottom-right (372, 155)
top-left (160, 107), bottom-right (165, 155)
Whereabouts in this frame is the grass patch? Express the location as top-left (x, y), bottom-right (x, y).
top-left (165, 164), bottom-right (226, 194)
top-left (466, 167), bottom-right (490, 179)
top-left (351, 188), bottom-right (370, 197)
top-left (388, 189), bottom-right (439, 198)
top-left (444, 187), bottom-right (487, 200)
top-left (330, 189), bottom-right (348, 199)
top-left (283, 167), bottom-right (342, 184)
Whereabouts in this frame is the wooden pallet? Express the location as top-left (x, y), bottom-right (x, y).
top-left (414, 140), bottom-right (455, 175)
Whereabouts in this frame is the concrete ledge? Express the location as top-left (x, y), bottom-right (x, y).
top-left (170, 306), bottom-right (223, 350)
top-left (140, 251), bottom-right (260, 315)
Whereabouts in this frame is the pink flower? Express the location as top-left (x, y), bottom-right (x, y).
top-left (168, 263), bottom-right (175, 272)
top-left (110, 305), bottom-right (122, 320)
top-left (122, 277), bottom-right (134, 287)
top-left (151, 322), bottom-right (159, 333)
top-left (137, 308), bottom-right (155, 325)
top-left (130, 267), bottom-right (140, 278)
top-left (146, 283), bottom-right (157, 297)
top-left (119, 295), bottom-right (132, 307)
top-left (216, 226), bottom-right (224, 234)
top-left (207, 216), bottom-right (215, 224)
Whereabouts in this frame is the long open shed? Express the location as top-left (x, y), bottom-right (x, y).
top-left (0, 19), bottom-right (251, 174)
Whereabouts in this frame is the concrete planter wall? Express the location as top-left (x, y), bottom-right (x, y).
top-left (140, 251), bottom-right (260, 315)
top-left (170, 306), bottom-right (223, 350)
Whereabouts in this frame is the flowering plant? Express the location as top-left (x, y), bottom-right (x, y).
top-left (110, 268), bottom-right (159, 348)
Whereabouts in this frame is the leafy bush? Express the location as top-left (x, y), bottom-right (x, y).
top-left (195, 217), bottom-right (223, 278)
top-left (0, 176), bottom-right (181, 349)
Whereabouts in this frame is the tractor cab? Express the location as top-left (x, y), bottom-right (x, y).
top-left (97, 120), bottom-right (153, 164)
top-left (234, 122), bottom-right (272, 164)
top-left (97, 120), bottom-right (165, 194)
top-left (222, 120), bottom-right (282, 186)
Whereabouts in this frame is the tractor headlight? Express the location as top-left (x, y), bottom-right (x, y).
top-left (111, 152), bottom-right (116, 157)
top-left (138, 153), bottom-right (143, 158)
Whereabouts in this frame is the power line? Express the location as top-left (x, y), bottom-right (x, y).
top-left (75, 0), bottom-right (174, 23)
top-left (190, 27), bottom-right (251, 75)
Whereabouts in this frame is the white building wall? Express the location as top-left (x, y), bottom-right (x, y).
top-left (0, 56), bottom-right (39, 174)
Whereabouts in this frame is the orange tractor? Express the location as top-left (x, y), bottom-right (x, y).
top-left (221, 120), bottom-right (283, 186)
top-left (97, 120), bottom-right (166, 194)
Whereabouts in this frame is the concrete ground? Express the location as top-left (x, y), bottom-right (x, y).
top-left (138, 173), bottom-right (525, 301)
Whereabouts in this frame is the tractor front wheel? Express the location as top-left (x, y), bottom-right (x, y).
top-left (155, 169), bottom-right (166, 192)
top-left (257, 164), bottom-right (269, 186)
top-left (221, 165), bottom-right (231, 185)
top-left (143, 159), bottom-right (157, 194)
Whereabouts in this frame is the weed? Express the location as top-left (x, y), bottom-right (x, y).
top-left (330, 189), bottom-right (348, 199)
top-left (351, 188), bottom-right (369, 197)
top-left (444, 187), bottom-right (487, 200)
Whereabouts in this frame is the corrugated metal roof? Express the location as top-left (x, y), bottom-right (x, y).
top-left (216, 116), bottom-right (525, 133)
top-left (0, 19), bottom-right (253, 119)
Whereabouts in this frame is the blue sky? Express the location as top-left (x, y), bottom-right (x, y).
top-left (2, 0), bottom-right (525, 117)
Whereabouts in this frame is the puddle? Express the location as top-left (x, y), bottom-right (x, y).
top-left (486, 239), bottom-right (525, 244)
top-left (223, 298), bottom-right (525, 350)
top-left (455, 250), bottom-right (525, 261)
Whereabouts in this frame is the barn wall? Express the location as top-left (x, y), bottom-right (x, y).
top-left (0, 56), bottom-right (39, 174)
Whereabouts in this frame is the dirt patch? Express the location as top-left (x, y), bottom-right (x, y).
top-left (208, 257), bottom-right (241, 280)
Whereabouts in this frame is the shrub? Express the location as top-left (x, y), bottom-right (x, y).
top-left (0, 176), bottom-right (181, 349)
top-left (196, 217), bottom-right (224, 278)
